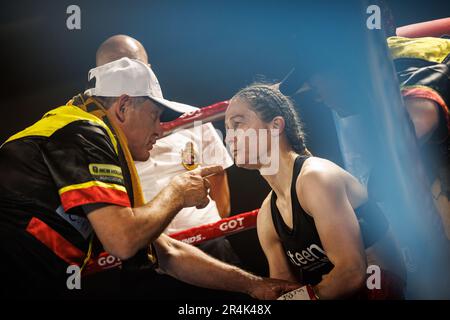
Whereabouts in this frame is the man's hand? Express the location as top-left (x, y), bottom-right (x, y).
top-left (85, 165), bottom-right (222, 260)
top-left (248, 277), bottom-right (302, 300)
top-left (169, 165), bottom-right (224, 209)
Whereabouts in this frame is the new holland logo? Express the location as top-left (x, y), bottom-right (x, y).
top-left (89, 163), bottom-right (124, 184)
top-left (89, 163), bottom-right (123, 178)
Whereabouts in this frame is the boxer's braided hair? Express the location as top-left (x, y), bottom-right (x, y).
top-left (233, 84), bottom-right (308, 155)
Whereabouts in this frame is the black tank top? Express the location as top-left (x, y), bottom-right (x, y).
top-left (271, 156), bottom-right (389, 285)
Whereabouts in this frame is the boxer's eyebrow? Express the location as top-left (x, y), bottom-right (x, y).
top-left (225, 115), bottom-right (244, 129)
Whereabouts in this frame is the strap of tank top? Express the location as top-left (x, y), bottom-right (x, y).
top-left (291, 155), bottom-right (309, 215)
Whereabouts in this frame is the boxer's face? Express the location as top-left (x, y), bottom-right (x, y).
top-left (225, 98), bottom-right (274, 169)
top-left (115, 96), bottom-right (163, 161)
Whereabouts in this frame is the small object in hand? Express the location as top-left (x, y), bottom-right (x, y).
top-left (277, 285), bottom-right (318, 300)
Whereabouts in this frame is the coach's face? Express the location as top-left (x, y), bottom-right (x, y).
top-left (111, 95), bottom-right (163, 161)
top-left (225, 97), bottom-right (273, 170)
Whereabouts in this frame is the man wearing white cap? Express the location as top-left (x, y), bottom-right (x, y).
top-left (0, 57), bottom-right (299, 298)
top-left (96, 35), bottom-right (240, 265)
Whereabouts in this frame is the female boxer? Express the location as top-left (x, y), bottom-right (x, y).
top-left (225, 84), bottom-right (406, 299)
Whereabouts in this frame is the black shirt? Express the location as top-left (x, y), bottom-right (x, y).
top-left (0, 105), bottom-right (133, 296)
top-left (271, 156), bottom-right (388, 285)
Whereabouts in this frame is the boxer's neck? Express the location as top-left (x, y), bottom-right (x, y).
top-left (261, 148), bottom-right (298, 199)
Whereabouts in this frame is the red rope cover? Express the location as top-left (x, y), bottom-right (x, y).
top-left (161, 101), bottom-right (229, 136)
top-left (83, 209), bottom-right (259, 276)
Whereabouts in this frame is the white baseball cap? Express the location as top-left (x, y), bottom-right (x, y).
top-left (84, 57), bottom-right (197, 118)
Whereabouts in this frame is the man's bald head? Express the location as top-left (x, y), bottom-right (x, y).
top-left (96, 34), bottom-right (149, 66)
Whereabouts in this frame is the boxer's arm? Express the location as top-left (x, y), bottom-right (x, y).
top-left (404, 97), bottom-right (440, 141)
top-left (153, 233), bottom-right (300, 299)
top-left (299, 167), bottom-right (367, 300)
top-left (208, 171), bottom-right (231, 218)
top-left (257, 195), bottom-right (298, 282)
top-left (396, 18), bottom-right (450, 38)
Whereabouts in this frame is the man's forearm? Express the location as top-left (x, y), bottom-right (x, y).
top-left (88, 166), bottom-right (221, 260)
top-left (155, 235), bottom-right (261, 296)
top-left (85, 185), bottom-right (183, 260)
top-left (129, 185), bottom-right (184, 247)
top-left (88, 185), bottom-right (184, 259)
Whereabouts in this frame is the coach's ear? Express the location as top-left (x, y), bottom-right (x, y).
top-left (110, 94), bottom-right (132, 123)
top-left (270, 116), bottom-right (286, 136)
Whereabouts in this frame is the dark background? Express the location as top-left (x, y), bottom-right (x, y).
top-left (1, 0), bottom-right (449, 282)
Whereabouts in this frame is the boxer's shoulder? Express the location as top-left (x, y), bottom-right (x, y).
top-left (297, 157), bottom-right (344, 192)
top-left (297, 157), bottom-right (367, 213)
top-left (300, 156), bottom-right (342, 175)
top-left (296, 157), bottom-right (349, 214)
top-left (257, 192), bottom-right (272, 223)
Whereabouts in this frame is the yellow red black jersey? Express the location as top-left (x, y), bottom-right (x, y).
top-left (388, 36), bottom-right (450, 142)
top-left (0, 104), bottom-right (134, 296)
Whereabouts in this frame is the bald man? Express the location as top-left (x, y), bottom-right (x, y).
top-left (96, 35), bottom-right (240, 265)
top-left (96, 35), bottom-right (149, 67)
